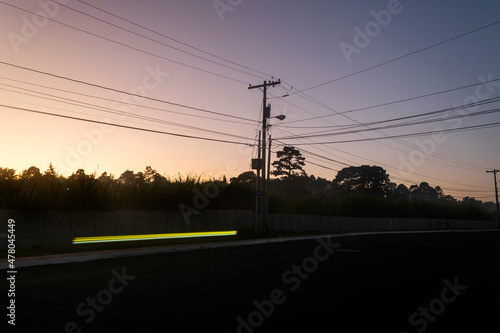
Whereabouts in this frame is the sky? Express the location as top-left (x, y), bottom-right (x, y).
top-left (0, 0), bottom-right (499, 202)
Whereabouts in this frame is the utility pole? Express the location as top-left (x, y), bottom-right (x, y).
top-left (486, 169), bottom-right (500, 223)
top-left (255, 130), bottom-right (261, 234)
top-left (249, 80), bottom-right (280, 234)
top-left (266, 135), bottom-right (272, 233)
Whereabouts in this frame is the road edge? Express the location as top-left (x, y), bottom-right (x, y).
top-left (1, 229), bottom-right (499, 269)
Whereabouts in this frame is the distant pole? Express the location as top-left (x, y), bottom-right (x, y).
top-left (249, 80), bottom-right (281, 234)
top-left (486, 169), bottom-right (500, 223)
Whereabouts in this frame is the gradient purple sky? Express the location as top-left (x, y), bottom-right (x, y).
top-left (1, 0), bottom-right (499, 201)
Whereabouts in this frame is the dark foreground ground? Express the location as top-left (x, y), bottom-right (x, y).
top-left (2, 231), bottom-right (500, 332)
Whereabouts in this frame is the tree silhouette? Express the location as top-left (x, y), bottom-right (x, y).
top-left (0, 168), bottom-right (17, 207)
top-left (409, 182), bottom-right (438, 201)
top-left (230, 171), bottom-right (256, 186)
top-left (44, 163), bottom-right (58, 178)
top-left (119, 170), bottom-right (135, 184)
top-left (271, 146), bottom-right (306, 179)
top-left (0, 168), bottom-right (16, 181)
top-left (67, 169), bottom-right (98, 209)
top-left (21, 166), bottom-right (42, 179)
top-left (307, 175), bottom-right (331, 195)
top-left (392, 183), bottom-right (410, 199)
top-left (333, 165), bottom-right (391, 198)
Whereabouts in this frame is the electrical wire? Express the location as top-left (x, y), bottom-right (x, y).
top-left (276, 105), bottom-right (500, 140)
top-left (0, 1), bottom-right (496, 197)
top-left (279, 121), bottom-right (500, 145)
top-left (0, 1), bottom-right (250, 85)
top-left (272, 86), bottom-right (492, 171)
top-left (272, 128), bottom-right (492, 190)
top-left (0, 61), bottom-right (258, 123)
top-left (77, 0), bottom-right (274, 79)
top-left (280, 77), bottom-right (500, 125)
top-left (50, 0), bottom-right (268, 81)
top-left (0, 85), bottom-right (253, 140)
top-left (0, 103), bottom-right (255, 146)
top-left (0, 77), bottom-right (256, 125)
top-left (285, 19), bottom-right (500, 96)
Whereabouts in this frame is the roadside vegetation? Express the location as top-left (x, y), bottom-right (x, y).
top-left (0, 146), bottom-right (496, 221)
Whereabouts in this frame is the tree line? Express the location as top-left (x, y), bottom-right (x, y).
top-left (0, 146), bottom-right (496, 220)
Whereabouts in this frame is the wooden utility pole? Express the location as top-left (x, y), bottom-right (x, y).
top-left (255, 130), bottom-right (261, 234)
top-left (266, 135), bottom-right (272, 233)
top-left (249, 80), bottom-right (280, 234)
top-left (486, 169), bottom-right (500, 223)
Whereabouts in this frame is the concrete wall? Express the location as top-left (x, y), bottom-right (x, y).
top-left (0, 209), bottom-right (497, 250)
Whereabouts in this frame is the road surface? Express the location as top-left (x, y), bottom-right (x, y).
top-left (2, 231), bottom-right (500, 332)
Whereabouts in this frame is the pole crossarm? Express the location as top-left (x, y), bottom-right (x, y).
top-left (248, 80), bottom-right (281, 91)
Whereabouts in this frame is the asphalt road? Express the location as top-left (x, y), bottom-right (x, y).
top-left (2, 231), bottom-right (500, 332)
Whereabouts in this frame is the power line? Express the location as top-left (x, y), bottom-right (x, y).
top-left (0, 61), bottom-right (258, 123)
top-left (271, 129), bottom-right (495, 204)
top-left (51, 0), bottom-right (267, 81)
top-left (273, 139), bottom-right (491, 198)
top-left (273, 83), bottom-right (493, 171)
top-left (274, 89), bottom-right (497, 196)
top-left (302, 160), bottom-right (339, 172)
top-left (270, 94), bottom-right (492, 180)
top-left (2, 2), bottom-right (495, 196)
top-left (0, 77), bottom-right (256, 125)
top-left (0, 85), bottom-right (253, 140)
top-left (77, 0), bottom-right (274, 80)
top-left (283, 98), bottom-right (500, 136)
top-left (10, 0), bottom-right (491, 174)
top-left (0, 1), bottom-right (250, 85)
top-left (276, 105), bottom-right (500, 140)
top-left (272, 89), bottom-right (441, 166)
top-left (272, 129), bottom-right (491, 190)
top-left (0, 103), bottom-right (254, 146)
top-left (280, 77), bottom-right (500, 126)
top-left (272, 130), bottom-right (486, 196)
top-left (270, 125), bottom-right (360, 167)
top-left (269, 17), bottom-right (500, 171)
top-left (286, 19), bottom-right (500, 96)
top-left (279, 121), bottom-right (500, 145)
